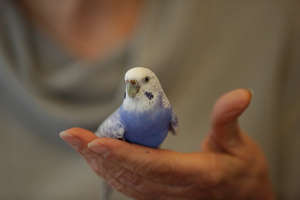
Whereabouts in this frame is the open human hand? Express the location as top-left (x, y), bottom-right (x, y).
top-left (60, 89), bottom-right (274, 200)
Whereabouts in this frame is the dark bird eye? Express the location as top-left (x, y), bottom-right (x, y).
top-left (144, 76), bottom-right (150, 83)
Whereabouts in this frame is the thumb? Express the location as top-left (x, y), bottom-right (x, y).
top-left (205, 89), bottom-right (252, 153)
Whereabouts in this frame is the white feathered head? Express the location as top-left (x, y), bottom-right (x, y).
top-left (123, 67), bottom-right (170, 111)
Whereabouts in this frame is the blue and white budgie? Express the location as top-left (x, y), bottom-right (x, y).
top-left (95, 67), bottom-right (178, 200)
top-left (96, 67), bottom-right (178, 148)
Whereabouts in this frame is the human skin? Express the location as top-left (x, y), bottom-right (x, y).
top-left (19, 0), bottom-right (143, 60)
top-left (17, 1), bottom-right (275, 199)
top-left (60, 89), bottom-right (275, 200)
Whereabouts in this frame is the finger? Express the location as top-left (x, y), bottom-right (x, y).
top-left (88, 137), bottom-right (178, 182)
top-left (92, 151), bottom-right (209, 200)
top-left (87, 153), bottom-right (169, 199)
top-left (59, 129), bottom-right (189, 199)
top-left (88, 139), bottom-right (244, 199)
top-left (87, 138), bottom-right (221, 185)
top-left (58, 127), bottom-right (179, 199)
top-left (59, 127), bottom-right (100, 160)
top-left (60, 127), bottom-right (98, 148)
top-left (100, 157), bottom-right (198, 199)
top-left (206, 89), bottom-right (252, 153)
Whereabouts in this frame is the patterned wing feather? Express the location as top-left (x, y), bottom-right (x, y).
top-left (96, 109), bottom-right (125, 139)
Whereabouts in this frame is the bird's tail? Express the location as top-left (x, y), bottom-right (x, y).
top-left (100, 179), bottom-right (113, 200)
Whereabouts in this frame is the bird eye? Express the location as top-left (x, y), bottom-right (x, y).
top-left (144, 76), bottom-right (150, 83)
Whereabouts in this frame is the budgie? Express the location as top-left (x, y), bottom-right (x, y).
top-left (96, 67), bottom-right (178, 147)
top-left (95, 67), bottom-right (178, 200)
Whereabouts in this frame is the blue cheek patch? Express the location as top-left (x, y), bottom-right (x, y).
top-left (144, 91), bottom-right (154, 100)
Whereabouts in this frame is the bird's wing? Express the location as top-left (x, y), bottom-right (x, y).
top-left (169, 110), bottom-right (178, 135)
top-left (96, 109), bottom-right (125, 139)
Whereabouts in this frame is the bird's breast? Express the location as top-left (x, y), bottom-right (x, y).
top-left (119, 107), bottom-right (171, 148)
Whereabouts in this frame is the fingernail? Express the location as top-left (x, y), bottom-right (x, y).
top-left (247, 88), bottom-right (254, 98)
top-left (59, 131), bottom-right (81, 150)
top-left (88, 142), bottom-right (110, 158)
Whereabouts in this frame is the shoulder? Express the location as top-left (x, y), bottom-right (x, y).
top-left (96, 108), bottom-right (125, 138)
top-left (0, 1), bottom-right (32, 69)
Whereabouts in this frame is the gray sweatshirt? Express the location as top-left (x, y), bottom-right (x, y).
top-left (1, 0), bottom-right (299, 199)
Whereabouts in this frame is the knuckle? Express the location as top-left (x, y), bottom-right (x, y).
top-left (117, 170), bottom-right (145, 190)
top-left (152, 159), bottom-right (174, 177)
top-left (112, 168), bottom-right (127, 179)
top-left (202, 155), bottom-right (224, 187)
top-left (107, 178), bottom-right (125, 192)
top-left (88, 158), bottom-right (101, 173)
top-left (206, 171), bottom-right (223, 187)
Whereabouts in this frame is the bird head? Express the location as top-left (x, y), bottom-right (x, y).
top-left (124, 67), bottom-right (161, 99)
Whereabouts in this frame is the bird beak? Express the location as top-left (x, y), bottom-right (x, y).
top-left (126, 79), bottom-right (140, 98)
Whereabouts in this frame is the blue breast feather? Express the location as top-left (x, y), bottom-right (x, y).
top-left (119, 105), bottom-right (172, 148)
